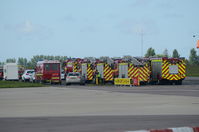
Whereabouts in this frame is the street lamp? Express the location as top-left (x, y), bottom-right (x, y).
top-left (193, 35), bottom-right (199, 48)
top-left (193, 35), bottom-right (199, 56)
top-left (141, 30), bottom-right (144, 57)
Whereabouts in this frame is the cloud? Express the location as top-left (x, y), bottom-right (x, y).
top-left (4, 20), bottom-right (53, 40)
top-left (20, 20), bottom-right (34, 33)
top-left (80, 26), bottom-right (98, 33)
top-left (156, 0), bottom-right (175, 9)
top-left (63, 15), bottom-right (76, 22)
top-left (163, 13), bottom-right (184, 19)
top-left (116, 19), bottom-right (159, 35)
top-left (129, 0), bottom-right (177, 9)
top-left (129, 0), bottom-right (153, 7)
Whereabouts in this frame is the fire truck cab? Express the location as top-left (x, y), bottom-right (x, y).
top-left (35, 60), bottom-right (61, 84)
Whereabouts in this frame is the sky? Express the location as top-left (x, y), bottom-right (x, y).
top-left (0, 0), bottom-right (199, 61)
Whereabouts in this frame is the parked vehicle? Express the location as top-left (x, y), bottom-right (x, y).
top-left (30, 71), bottom-right (35, 83)
top-left (3, 63), bottom-right (19, 80)
top-left (96, 62), bottom-right (113, 83)
top-left (0, 67), bottom-right (3, 80)
top-left (81, 62), bottom-right (94, 82)
top-left (66, 72), bottom-right (85, 85)
top-left (22, 69), bottom-right (35, 82)
top-left (35, 60), bottom-right (61, 84)
top-left (61, 70), bottom-right (65, 80)
top-left (150, 57), bottom-right (186, 85)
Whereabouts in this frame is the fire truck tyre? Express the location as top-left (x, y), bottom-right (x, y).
top-left (80, 82), bottom-right (85, 85)
top-left (39, 80), bottom-right (43, 84)
top-left (175, 80), bottom-right (182, 85)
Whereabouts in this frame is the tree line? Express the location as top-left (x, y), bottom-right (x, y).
top-left (145, 48), bottom-right (199, 65)
top-left (0, 55), bottom-right (67, 69)
top-left (0, 48), bottom-right (198, 69)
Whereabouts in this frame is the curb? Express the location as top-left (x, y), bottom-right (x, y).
top-left (126, 126), bottom-right (199, 132)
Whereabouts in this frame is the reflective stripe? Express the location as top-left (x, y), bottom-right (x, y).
top-left (97, 63), bottom-right (103, 66)
top-left (36, 74), bottom-right (43, 76)
top-left (104, 64), bottom-right (113, 81)
top-left (87, 65), bottom-right (93, 80)
top-left (119, 63), bottom-right (128, 65)
top-left (51, 77), bottom-right (60, 80)
top-left (152, 59), bottom-right (162, 62)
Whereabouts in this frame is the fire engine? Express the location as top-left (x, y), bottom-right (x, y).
top-left (0, 66), bottom-right (3, 80)
top-left (150, 57), bottom-right (186, 85)
top-left (80, 59), bottom-right (95, 82)
top-left (114, 57), bottom-right (150, 85)
top-left (64, 58), bottom-right (82, 74)
top-left (95, 58), bottom-right (114, 83)
top-left (35, 60), bottom-right (61, 84)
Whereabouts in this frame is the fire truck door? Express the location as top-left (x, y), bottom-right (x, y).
top-left (81, 64), bottom-right (87, 78)
top-left (119, 63), bottom-right (128, 78)
top-left (97, 64), bottom-right (104, 78)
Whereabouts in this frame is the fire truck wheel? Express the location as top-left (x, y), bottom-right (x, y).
top-left (175, 80), bottom-right (182, 85)
top-left (80, 83), bottom-right (85, 85)
top-left (39, 80), bottom-right (43, 84)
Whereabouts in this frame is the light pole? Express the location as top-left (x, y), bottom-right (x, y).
top-left (193, 35), bottom-right (199, 59)
top-left (193, 35), bottom-right (199, 48)
top-left (141, 30), bottom-right (144, 57)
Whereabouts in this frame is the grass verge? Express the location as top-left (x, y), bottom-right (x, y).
top-left (0, 81), bottom-right (45, 88)
top-left (186, 65), bottom-right (199, 77)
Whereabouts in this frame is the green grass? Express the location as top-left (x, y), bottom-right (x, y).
top-left (186, 65), bottom-right (199, 77)
top-left (0, 81), bottom-right (45, 88)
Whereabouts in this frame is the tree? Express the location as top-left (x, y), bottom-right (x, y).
top-left (172, 49), bottom-right (180, 58)
top-left (6, 58), bottom-right (16, 63)
top-left (0, 62), bottom-right (5, 66)
top-left (18, 57), bottom-right (28, 68)
top-left (189, 48), bottom-right (199, 65)
top-left (145, 47), bottom-right (156, 57)
top-left (163, 49), bottom-right (169, 57)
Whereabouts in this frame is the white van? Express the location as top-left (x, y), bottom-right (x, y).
top-left (3, 63), bottom-right (19, 80)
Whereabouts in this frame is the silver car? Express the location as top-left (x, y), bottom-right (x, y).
top-left (66, 72), bottom-right (85, 85)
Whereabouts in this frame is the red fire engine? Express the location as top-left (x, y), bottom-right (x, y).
top-left (0, 67), bottom-right (3, 80)
top-left (64, 58), bottom-right (82, 74)
top-left (35, 60), bottom-right (61, 84)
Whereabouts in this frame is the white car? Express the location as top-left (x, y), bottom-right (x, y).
top-left (29, 71), bottom-right (36, 83)
top-left (22, 70), bottom-right (35, 82)
top-left (66, 72), bottom-right (85, 85)
top-left (61, 71), bottom-right (65, 80)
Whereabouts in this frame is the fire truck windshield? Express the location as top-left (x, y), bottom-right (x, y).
top-left (45, 64), bottom-right (50, 71)
top-left (52, 64), bottom-right (59, 71)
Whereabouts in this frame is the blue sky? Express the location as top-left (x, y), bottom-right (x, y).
top-left (0, 0), bottom-right (199, 61)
